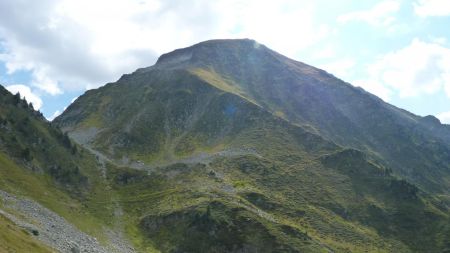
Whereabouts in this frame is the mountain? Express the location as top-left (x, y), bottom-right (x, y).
top-left (153, 39), bottom-right (450, 195)
top-left (1, 39), bottom-right (449, 252)
top-left (52, 39), bottom-right (450, 252)
top-left (57, 39), bottom-right (450, 195)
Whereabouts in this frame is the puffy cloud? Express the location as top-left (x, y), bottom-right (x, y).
top-left (319, 58), bottom-right (355, 80)
top-left (414, 0), bottom-right (450, 17)
top-left (337, 0), bottom-right (401, 27)
top-left (354, 39), bottom-right (450, 101)
top-left (5, 84), bottom-right (43, 110)
top-left (352, 79), bottom-right (393, 101)
top-left (437, 111), bottom-right (450, 124)
top-left (0, 0), bottom-right (156, 95)
top-left (0, 0), bottom-right (328, 95)
top-left (429, 36), bottom-right (448, 45)
top-left (47, 110), bottom-right (61, 121)
top-left (312, 45), bottom-right (336, 60)
top-left (217, 1), bottom-right (330, 57)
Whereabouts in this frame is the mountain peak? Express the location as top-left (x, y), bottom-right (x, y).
top-left (153, 38), bottom-right (267, 69)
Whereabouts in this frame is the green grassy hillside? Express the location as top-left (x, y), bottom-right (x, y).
top-left (0, 85), bottom-right (123, 250)
top-left (170, 39), bottom-right (450, 196)
top-left (0, 213), bottom-right (53, 253)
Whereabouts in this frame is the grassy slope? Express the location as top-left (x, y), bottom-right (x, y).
top-left (54, 68), bottom-right (450, 252)
top-left (0, 86), bottom-right (119, 246)
top-left (0, 152), bottom-right (115, 242)
top-left (0, 213), bottom-right (53, 253)
top-left (187, 41), bottom-right (450, 196)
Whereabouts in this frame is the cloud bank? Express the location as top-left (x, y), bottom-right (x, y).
top-left (437, 111), bottom-right (450, 124)
top-left (414, 0), bottom-right (450, 17)
top-left (0, 0), bottom-right (327, 96)
top-left (355, 39), bottom-right (450, 101)
top-left (337, 0), bottom-right (401, 27)
top-left (6, 84), bottom-right (43, 110)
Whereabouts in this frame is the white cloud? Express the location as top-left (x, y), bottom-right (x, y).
top-left (5, 84), bottom-right (43, 110)
top-left (47, 110), bottom-right (61, 121)
top-left (312, 45), bottom-right (336, 60)
top-left (414, 0), bottom-right (450, 17)
top-left (352, 79), bottom-right (393, 101)
top-left (429, 36), bottom-right (448, 45)
top-left (337, 0), bottom-right (401, 27)
top-left (437, 111), bottom-right (450, 124)
top-left (320, 58), bottom-right (356, 80)
top-left (218, 1), bottom-right (330, 57)
top-left (0, 0), bottom-right (329, 95)
top-left (355, 39), bottom-right (450, 101)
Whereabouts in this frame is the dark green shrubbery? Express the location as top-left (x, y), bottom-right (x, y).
top-left (140, 201), bottom-right (294, 253)
top-left (389, 179), bottom-right (418, 199)
top-left (48, 165), bottom-right (88, 187)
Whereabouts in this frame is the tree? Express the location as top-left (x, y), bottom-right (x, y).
top-left (206, 204), bottom-right (211, 217)
top-left (62, 132), bottom-right (72, 148)
top-left (13, 92), bottom-right (21, 105)
top-left (71, 144), bottom-right (78, 155)
top-left (21, 147), bottom-right (32, 161)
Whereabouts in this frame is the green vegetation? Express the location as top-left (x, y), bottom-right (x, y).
top-left (0, 214), bottom-right (53, 253)
top-left (1, 39), bottom-right (449, 252)
top-left (0, 85), bottom-right (117, 244)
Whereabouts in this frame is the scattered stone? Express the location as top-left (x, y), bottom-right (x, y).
top-left (0, 190), bottom-right (135, 253)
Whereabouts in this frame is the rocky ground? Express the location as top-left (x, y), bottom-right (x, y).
top-left (0, 190), bottom-right (135, 253)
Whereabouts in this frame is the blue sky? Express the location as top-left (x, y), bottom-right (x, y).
top-left (1, 0), bottom-right (450, 122)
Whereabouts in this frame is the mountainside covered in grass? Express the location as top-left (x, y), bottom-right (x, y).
top-left (152, 39), bottom-right (450, 195)
top-left (0, 85), bottom-right (136, 252)
top-left (53, 39), bottom-right (450, 252)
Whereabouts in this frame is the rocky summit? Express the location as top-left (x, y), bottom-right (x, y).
top-left (1, 39), bottom-right (449, 252)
